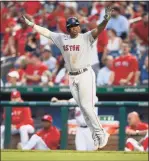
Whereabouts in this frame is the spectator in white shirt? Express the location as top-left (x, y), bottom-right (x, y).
top-left (106, 5), bottom-right (129, 39)
top-left (42, 45), bottom-right (57, 72)
top-left (97, 55), bottom-right (114, 86)
top-left (103, 29), bottom-right (122, 59)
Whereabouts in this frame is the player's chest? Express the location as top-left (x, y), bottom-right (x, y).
top-left (12, 109), bottom-right (22, 116)
top-left (42, 132), bottom-right (53, 140)
top-left (61, 37), bottom-right (85, 53)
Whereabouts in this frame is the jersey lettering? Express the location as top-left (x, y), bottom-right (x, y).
top-left (63, 45), bottom-right (80, 51)
top-left (115, 61), bottom-right (129, 67)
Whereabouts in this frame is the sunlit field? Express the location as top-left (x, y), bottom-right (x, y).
top-left (1, 150), bottom-right (148, 161)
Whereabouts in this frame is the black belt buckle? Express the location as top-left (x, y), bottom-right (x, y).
top-left (69, 68), bottom-right (87, 75)
top-left (80, 125), bottom-right (88, 128)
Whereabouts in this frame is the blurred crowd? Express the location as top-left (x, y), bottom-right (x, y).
top-left (0, 1), bottom-right (148, 87)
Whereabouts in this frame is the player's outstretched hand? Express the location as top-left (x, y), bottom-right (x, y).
top-left (104, 6), bottom-right (113, 21)
top-left (22, 15), bottom-right (34, 27)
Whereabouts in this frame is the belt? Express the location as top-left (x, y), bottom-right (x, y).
top-left (69, 68), bottom-right (88, 76)
top-left (80, 125), bottom-right (88, 128)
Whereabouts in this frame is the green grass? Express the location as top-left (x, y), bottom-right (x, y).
top-left (1, 150), bottom-right (148, 161)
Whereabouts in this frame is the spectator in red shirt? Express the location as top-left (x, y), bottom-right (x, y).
top-left (14, 22), bottom-right (33, 56)
top-left (23, 2), bottom-right (42, 16)
top-left (24, 52), bottom-right (48, 85)
top-left (97, 30), bottom-right (108, 68)
top-left (126, 111), bottom-right (148, 136)
top-left (1, 10), bottom-right (16, 56)
top-left (133, 12), bottom-right (149, 46)
top-left (47, 3), bottom-right (65, 31)
top-left (1, 90), bottom-right (34, 149)
top-left (18, 114), bottom-right (60, 150)
top-left (113, 42), bottom-right (139, 86)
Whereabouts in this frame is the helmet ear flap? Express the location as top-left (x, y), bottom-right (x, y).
top-left (67, 27), bottom-right (70, 33)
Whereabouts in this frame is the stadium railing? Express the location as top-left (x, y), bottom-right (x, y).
top-left (1, 86), bottom-right (148, 94)
top-left (0, 101), bottom-right (148, 150)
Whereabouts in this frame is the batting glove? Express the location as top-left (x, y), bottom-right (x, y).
top-left (104, 6), bottom-right (112, 21)
top-left (22, 15), bottom-right (34, 27)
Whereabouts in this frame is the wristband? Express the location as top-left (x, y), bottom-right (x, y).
top-left (32, 24), bottom-right (35, 28)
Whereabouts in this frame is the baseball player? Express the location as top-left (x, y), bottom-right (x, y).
top-left (51, 96), bottom-right (98, 151)
top-left (125, 131), bottom-right (148, 152)
top-left (18, 114), bottom-right (60, 150)
top-left (22, 6), bottom-right (113, 149)
top-left (1, 90), bottom-right (34, 149)
top-left (72, 97), bottom-right (99, 151)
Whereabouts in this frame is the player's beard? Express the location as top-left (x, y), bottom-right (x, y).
top-left (70, 30), bottom-right (79, 38)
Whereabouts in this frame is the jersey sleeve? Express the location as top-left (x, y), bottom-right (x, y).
top-left (15, 107), bottom-right (33, 129)
top-left (47, 31), bottom-right (62, 49)
top-left (36, 129), bottom-right (43, 136)
top-left (140, 123), bottom-right (149, 130)
top-left (83, 31), bottom-right (96, 46)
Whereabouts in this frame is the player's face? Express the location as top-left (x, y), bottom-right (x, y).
top-left (69, 25), bottom-right (81, 38)
top-left (127, 115), bottom-right (136, 126)
top-left (11, 97), bottom-right (21, 102)
top-left (42, 120), bottom-right (51, 129)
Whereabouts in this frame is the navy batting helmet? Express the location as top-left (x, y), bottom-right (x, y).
top-left (66, 17), bottom-right (80, 32)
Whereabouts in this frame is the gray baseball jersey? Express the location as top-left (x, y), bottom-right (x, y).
top-left (47, 31), bottom-right (95, 72)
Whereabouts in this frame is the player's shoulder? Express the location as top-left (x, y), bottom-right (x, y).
top-left (23, 106), bottom-right (31, 110)
top-left (81, 31), bottom-right (91, 36)
top-left (139, 122), bottom-right (149, 127)
top-left (60, 33), bottom-right (70, 39)
top-left (36, 128), bottom-right (43, 135)
top-left (52, 126), bottom-right (60, 134)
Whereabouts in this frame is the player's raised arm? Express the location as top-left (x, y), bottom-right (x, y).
top-left (91, 7), bottom-right (113, 39)
top-left (22, 15), bottom-right (51, 39)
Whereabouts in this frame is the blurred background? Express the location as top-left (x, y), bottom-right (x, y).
top-left (0, 1), bottom-right (148, 151)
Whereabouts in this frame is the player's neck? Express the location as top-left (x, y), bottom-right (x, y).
top-left (70, 34), bottom-right (79, 39)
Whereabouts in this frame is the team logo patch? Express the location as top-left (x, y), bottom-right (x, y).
top-left (72, 19), bottom-right (76, 23)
